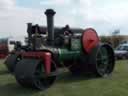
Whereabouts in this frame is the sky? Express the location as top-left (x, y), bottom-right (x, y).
top-left (0, 0), bottom-right (128, 38)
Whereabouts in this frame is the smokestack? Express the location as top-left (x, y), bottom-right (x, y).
top-left (45, 9), bottom-right (56, 44)
top-left (27, 23), bottom-right (32, 46)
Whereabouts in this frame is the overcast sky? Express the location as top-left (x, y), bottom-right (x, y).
top-left (0, 0), bottom-right (128, 38)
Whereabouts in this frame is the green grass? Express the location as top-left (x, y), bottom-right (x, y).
top-left (0, 60), bottom-right (128, 96)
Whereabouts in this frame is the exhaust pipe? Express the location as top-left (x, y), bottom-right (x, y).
top-left (27, 23), bottom-right (32, 46)
top-left (45, 9), bottom-right (56, 45)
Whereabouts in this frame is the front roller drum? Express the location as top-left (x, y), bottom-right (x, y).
top-left (14, 59), bottom-right (56, 90)
top-left (4, 54), bottom-right (21, 72)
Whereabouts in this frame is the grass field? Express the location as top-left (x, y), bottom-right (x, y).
top-left (0, 60), bottom-right (128, 96)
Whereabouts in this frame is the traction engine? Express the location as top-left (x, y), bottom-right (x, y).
top-left (4, 9), bottom-right (115, 90)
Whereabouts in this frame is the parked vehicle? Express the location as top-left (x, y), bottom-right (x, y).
top-left (115, 43), bottom-right (128, 59)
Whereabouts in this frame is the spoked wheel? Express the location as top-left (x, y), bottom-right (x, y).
top-left (14, 59), bottom-right (56, 90)
top-left (94, 44), bottom-right (115, 77)
top-left (4, 54), bottom-right (21, 73)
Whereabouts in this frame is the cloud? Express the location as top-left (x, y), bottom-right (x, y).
top-left (69, 0), bottom-right (128, 35)
top-left (0, 0), bottom-right (15, 10)
top-left (0, 7), bottom-right (44, 38)
top-left (40, 0), bottom-right (71, 5)
top-left (0, 0), bottom-right (128, 39)
top-left (0, 0), bottom-right (44, 38)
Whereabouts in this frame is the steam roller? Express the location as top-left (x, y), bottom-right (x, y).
top-left (4, 9), bottom-right (115, 90)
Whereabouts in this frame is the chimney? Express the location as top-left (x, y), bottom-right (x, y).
top-left (45, 9), bottom-right (56, 45)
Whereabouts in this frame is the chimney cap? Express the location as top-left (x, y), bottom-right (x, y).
top-left (45, 9), bottom-right (56, 16)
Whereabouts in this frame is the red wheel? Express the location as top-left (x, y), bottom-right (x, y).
top-left (82, 28), bottom-right (100, 54)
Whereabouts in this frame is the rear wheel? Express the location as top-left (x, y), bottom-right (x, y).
top-left (91, 44), bottom-right (115, 77)
top-left (14, 59), bottom-right (56, 90)
top-left (67, 44), bottom-right (115, 77)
